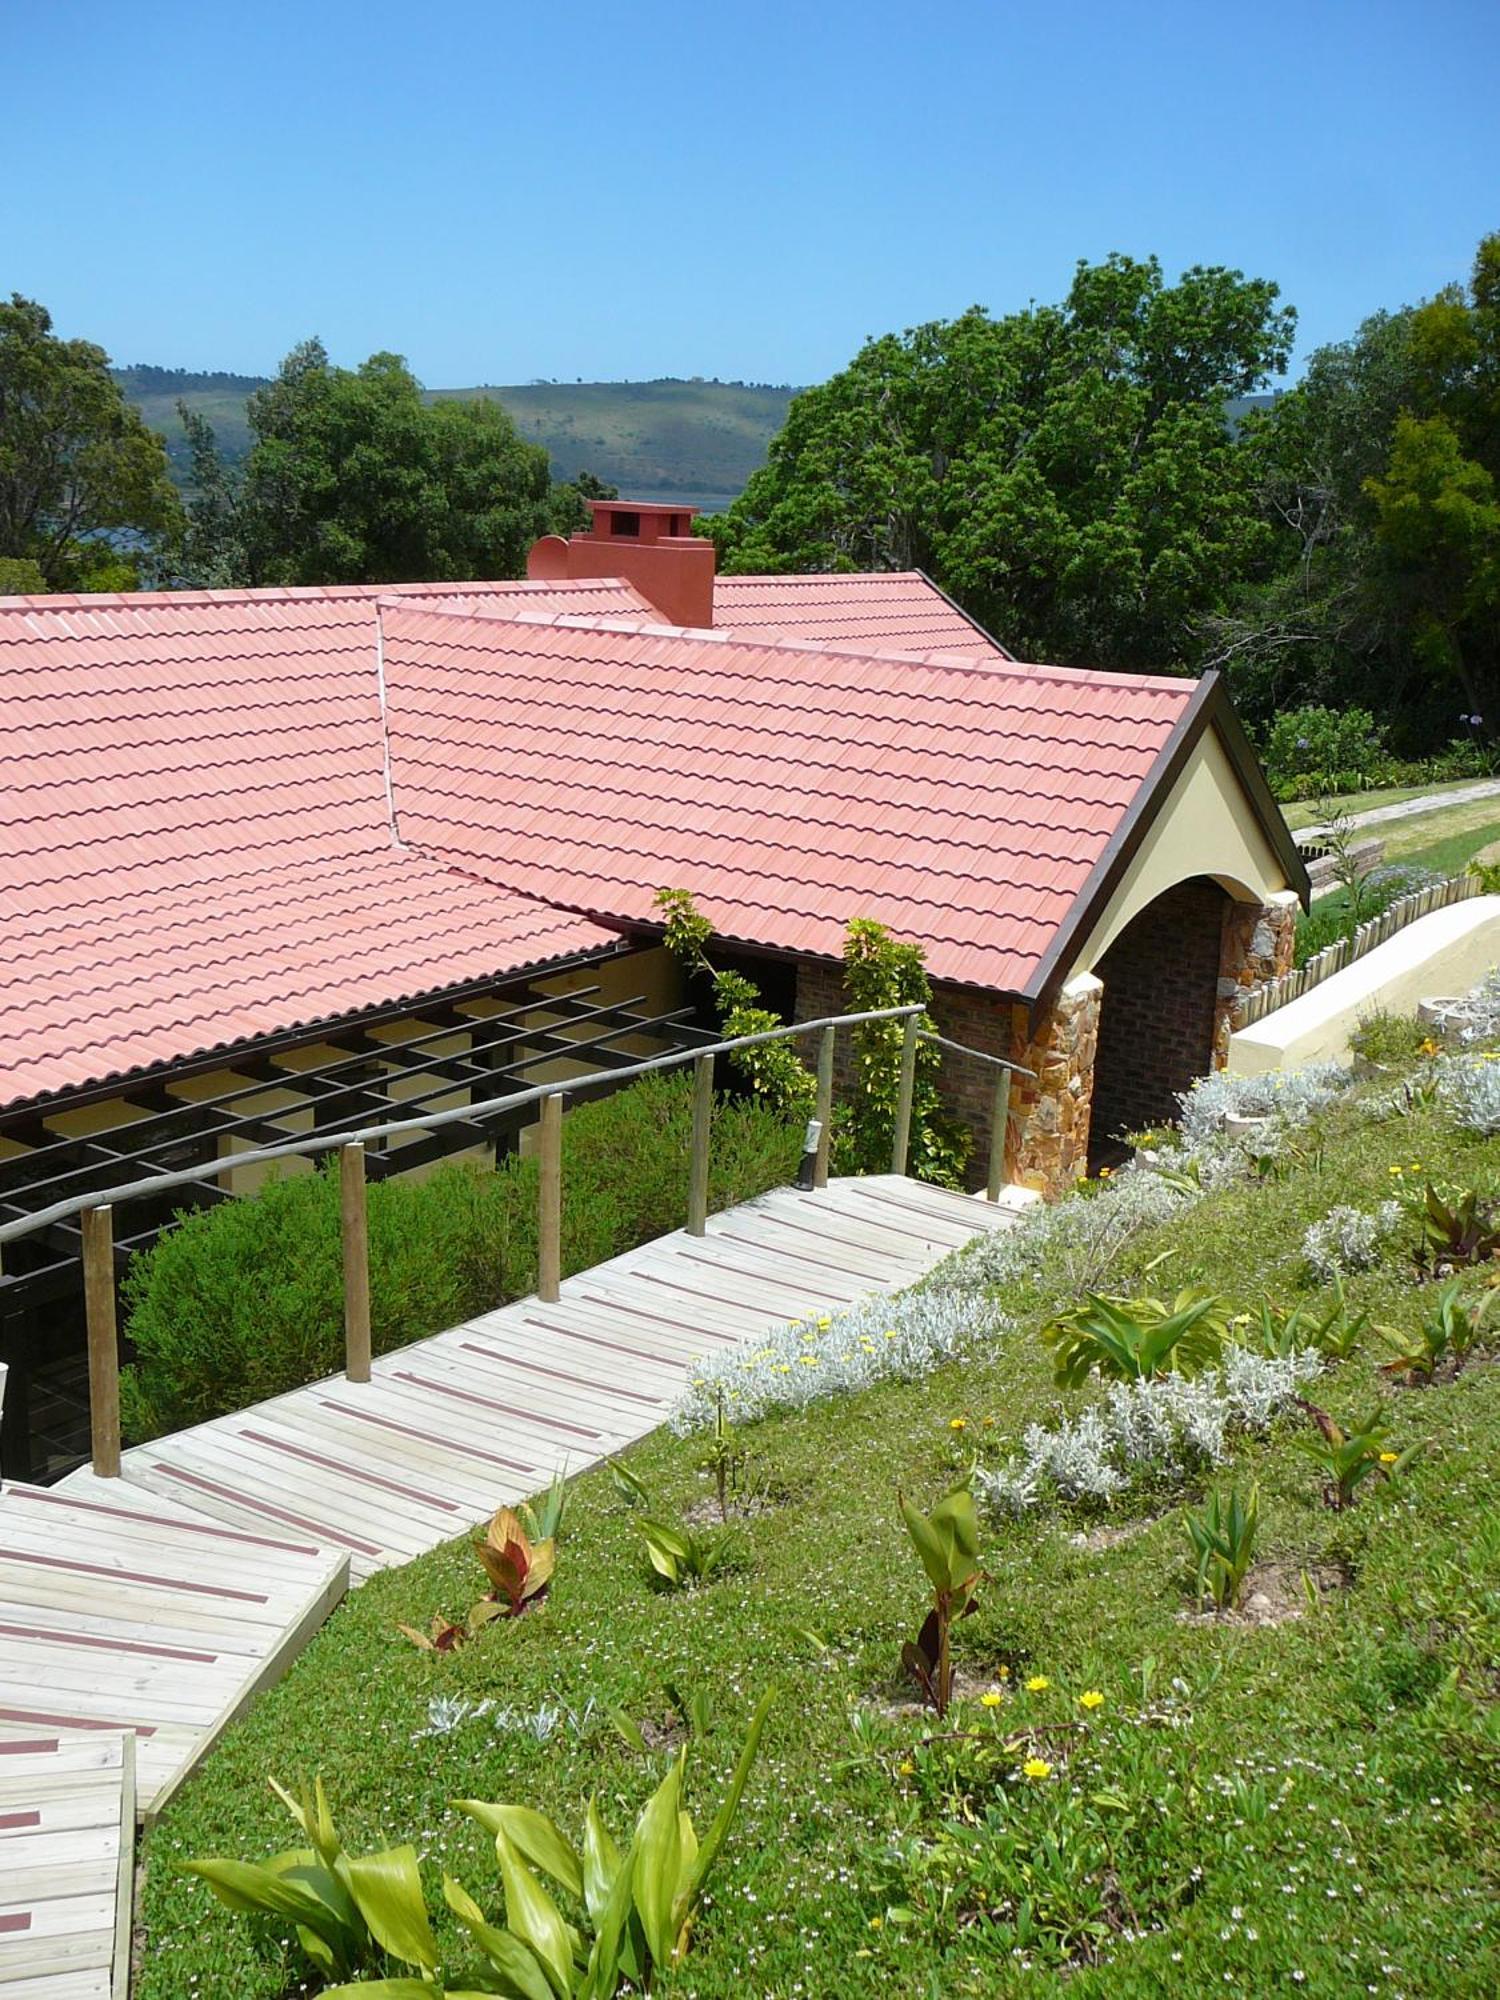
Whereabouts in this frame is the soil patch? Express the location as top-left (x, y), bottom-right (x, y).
top-left (1180, 1558), bottom-right (1351, 1629)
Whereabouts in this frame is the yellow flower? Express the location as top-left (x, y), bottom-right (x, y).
top-left (1022, 1757), bottom-right (1051, 1780)
top-left (1379, 1450), bottom-right (1399, 1464)
top-left (774, 1363), bottom-right (791, 1374)
top-left (1079, 1689), bottom-right (1104, 1711)
top-left (868, 1915), bottom-right (883, 1931)
top-left (997, 1664), bottom-right (1010, 1679)
top-left (949, 1417), bottom-right (968, 1431)
top-left (980, 1691), bottom-right (1003, 1709)
top-left (817, 1316), bottom-right (832, 1330)
top-left (885, 1329), bottom-right (899, 1340)
top-left (898, 1759), bottom-right (915, 1776)
top-left (798, 1355), bottom-right (818, 1367)
top-left (1389, 1165), bottom-right (1403, 1175)
top-left (1026, 1675), bottom-right (1050, 1692)
top-left (982, 1416), bottom-right (995, 1428)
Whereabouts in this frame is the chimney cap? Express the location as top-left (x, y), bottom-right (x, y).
top-left (586, 499), bottom-right (700, 522)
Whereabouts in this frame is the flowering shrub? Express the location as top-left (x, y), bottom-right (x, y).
top-left (1176, 1061), bottom-right (1351, 1146)
top-left (668, 1288), bottom-right (1008, 1432)
top-left (1435, 1053), bottom-right (1500, 1135)
top-left (976, 1346), bottom-right (1321, 1515)
top-left (1301, 1202), bottom-right (1402, 1282)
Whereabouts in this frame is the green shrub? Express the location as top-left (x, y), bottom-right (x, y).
top-left (1263, 704), bottom-right (1385, 793)
top-left (1350, 1008), bottom-right (1431, 1066)
top-left (120, 1072), bottom-right (800, 1441)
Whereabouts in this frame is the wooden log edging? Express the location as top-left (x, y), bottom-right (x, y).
top-left (1234, 872), bottom-right (1485, 1029)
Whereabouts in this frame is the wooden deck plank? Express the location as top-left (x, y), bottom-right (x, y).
top-left (0, 1726), bottom-right (132, 1998)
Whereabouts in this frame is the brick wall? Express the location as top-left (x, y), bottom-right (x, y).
top-left (1090, 876), bottom-right (1226, 1150)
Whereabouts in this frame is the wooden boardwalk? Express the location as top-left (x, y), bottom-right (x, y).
top-left (0, 1726), bottom-right (133, 1997)
top-left (0, 1480), bottom-right (347, 1820)
top-left (0, 1171), bottom-right (1015, 1989)
top-left (64, 1175), bottom-right (1022, 1583)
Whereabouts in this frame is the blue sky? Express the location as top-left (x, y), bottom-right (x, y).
top-left (4, 0), bottom-right (1496, 388)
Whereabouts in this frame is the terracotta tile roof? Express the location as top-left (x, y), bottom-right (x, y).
top-left (710, 571), bottom-right (1008, 658)
top-left (0, 580), bottom-right (631, 1107)
top-left (379, 605), bottom-right (1198, 995)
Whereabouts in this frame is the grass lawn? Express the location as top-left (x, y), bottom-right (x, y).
top-left (1279, 778), bottom-right (1495, 832)
top-left (137, 1066), bottom-right (1500, 1999)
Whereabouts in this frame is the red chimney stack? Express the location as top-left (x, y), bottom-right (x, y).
top-left (527, 500), bottom-right (716, 628)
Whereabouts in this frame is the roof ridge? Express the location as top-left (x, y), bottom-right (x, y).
top-left (377, 596), bottom-right (1198, 696)
top-left (0, 574), bottom-right (647, 616)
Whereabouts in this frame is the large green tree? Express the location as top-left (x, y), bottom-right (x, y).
top-left (179, 341), bottom-right (586, 588)
top-left (1209, 232), bottom-right (1500, 749)
top-left (0, 294), bottom-right (181, 589)
top-left (709, 255), bottom-right (1295, 672)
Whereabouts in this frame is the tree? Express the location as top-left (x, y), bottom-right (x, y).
top-left (179, 341), bottom-right (562, 587)
top-left (1209, 232), bottom-right (1500, 750)
top-left (0, 294), bottom-right (181, 588)
top-left (709, 254), bottom-right (1295, 673)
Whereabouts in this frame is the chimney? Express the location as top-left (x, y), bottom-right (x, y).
top-left (527, 500), bottom-right (716, 627)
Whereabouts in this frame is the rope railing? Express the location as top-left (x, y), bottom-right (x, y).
top-left (8, 1004), bottom-right (1028, 1481)
top-left (1234, 873), bottom-right (1486, 1029)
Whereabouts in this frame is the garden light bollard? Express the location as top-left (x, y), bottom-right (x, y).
top-left (81, 1203), bottom-right (121, 1477)
top-left (814, 1023), bottom-right (835, 1188)
top-left (539, 1091), bottom-right (563, 1302)
top-left (341, 1141), bottom-right (371, 1383)
top-left (687, 1052), bottom-right (714, 1236)
top-left (891, 1014), bottom-right (920, 1175)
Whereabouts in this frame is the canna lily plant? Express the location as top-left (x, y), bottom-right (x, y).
top-left (1295, 1398), bottom-right (1421, 1510)
top-left (186, 1691), bottom-right (774, 1997)
top-left (1041, 1286), bottom-right (1229, 1388)
top-left (399, 1504), bottom-right (556, 1652)
top-left (899, 1485), bottom-right (984, 1717)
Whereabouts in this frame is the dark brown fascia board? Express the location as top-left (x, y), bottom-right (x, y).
top-left (0, 938), bottom-right (632, 1133)
top-left (913, 570), bottom-right (1016, 661)
top-left (1022, 671), bottom-right (1311, 1020)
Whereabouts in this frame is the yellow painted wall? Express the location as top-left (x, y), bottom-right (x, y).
top-left (1071, 726), bottom-right (1293, 974)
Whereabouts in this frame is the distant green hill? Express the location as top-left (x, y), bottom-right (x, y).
top-left (114, 369), bottom-right (798, 514)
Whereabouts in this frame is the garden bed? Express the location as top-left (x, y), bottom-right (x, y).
top-left (137, 1038), bottom-right (1500, 1999)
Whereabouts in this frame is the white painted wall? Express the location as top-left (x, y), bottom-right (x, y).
top-left (1229, 898), bottom-right (1500, 1074)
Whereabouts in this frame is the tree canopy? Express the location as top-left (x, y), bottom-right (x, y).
top-left (0, 293), bottom-right (181, 589)
top-left (177, 340), bottom-right (597, 588)
top-left (1209, 232), bottom-right (1500, 750)
top-left (708, 254), bottom-right (1296, 674)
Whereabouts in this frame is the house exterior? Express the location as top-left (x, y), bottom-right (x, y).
top-left (0, 502), bottom-right (1304, 1477)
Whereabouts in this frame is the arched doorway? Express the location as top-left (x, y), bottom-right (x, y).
top-left (1089, 875), bottom-right (1230, 1163)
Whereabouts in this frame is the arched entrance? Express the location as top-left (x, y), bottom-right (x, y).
top-left (1089, 875), bottom-right (1230, 1163)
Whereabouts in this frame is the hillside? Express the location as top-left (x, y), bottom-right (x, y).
top-left (114, 368), bottom-right (797, 513)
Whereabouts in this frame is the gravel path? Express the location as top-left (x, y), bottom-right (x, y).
top-left (1295, 777), bottom-right (1500, 844)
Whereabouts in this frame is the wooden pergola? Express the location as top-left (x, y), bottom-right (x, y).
top-left (0, 974), bottom-right (710, 1481)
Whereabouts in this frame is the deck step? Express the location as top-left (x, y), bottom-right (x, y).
top-left (0, 1724), bottom-right (133, 1996)
top-left (0, 1480), bottom-right (347, 1820)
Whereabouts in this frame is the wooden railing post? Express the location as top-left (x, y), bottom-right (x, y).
top-left (538, 1091), bottom-right (563, 1302)
top-left (813, 1024), bottom-right (835, 1189)
top-left (687, 1054), bottom-right (714, 1236)
top-left (986, 1070), bottom-right (1011, 1202)
top-left (341, 1141), bottom-right (371, 1383)
top-left (81, 1205), bottom-right (121, 1478)
top-left (891, 1014), bottom-right (919, 1176)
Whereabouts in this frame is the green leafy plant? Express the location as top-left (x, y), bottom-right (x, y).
top-left (1040, 1287), bottom-right (1229, 1388)
top-left (1380, 1279), bottom-right (1497, 1385)
top-left (898, 1485), bottom-right (985, 1717)
top-left (181, 1776), bottom-right (441, 1986)
top-left (443, 1686), bottom-right (773, 1998)
top-left (520, 1466), bottom-right (571, 1545)
top-left (1296, 1399), bottom-right (1420, 1510)
top-left (1350, 1008), bottom-right (1431, 1066)
top-left (1411, 1182), bottom-right (1500, 1274)
top-left (697, 1390), bottom-right (751, 1524)
top-left (1182, 1483), bottom-right (1260, 1611)
top-left (188, 1692), bottom-right (774, 1997)
top-left (607, 1457), bottom-right (650, 1508)
top-left (834, 917), bottom-right (969, 1187)
top-left (1246, 1275), bottom-right (1370, 1361)
top-left (638, 1512), bottom-right (732, 1589)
